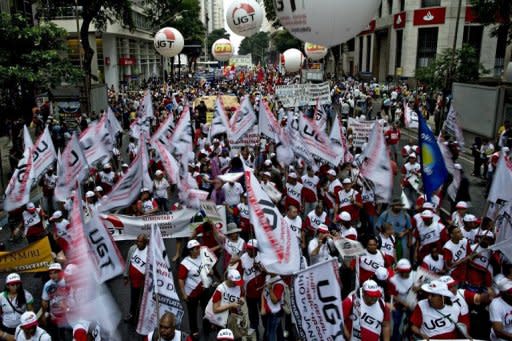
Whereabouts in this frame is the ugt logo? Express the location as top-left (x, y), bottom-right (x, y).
top-left (155, 29), bottom-right (176, 48)
top-left (232, 3), bottom-right (256, 25)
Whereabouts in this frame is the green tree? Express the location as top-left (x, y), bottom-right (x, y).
top-left (41, 0), bottom-right (134, 112)
top-left (470, 0), bottom-right (511, 43)
top-left (238, 31), bottom-right (270, 65)
top-left (270, 29), bottom-right (302, 53)
top-left (0, 13), bottom-right (81, 121)
top-left (415, 45), bottom-right (487, 90)
top-left (207, 28), bottom-right (230, 59)
top-left (262, 0), bottom-right (279, 26)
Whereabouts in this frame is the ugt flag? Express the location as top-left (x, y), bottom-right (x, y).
top-left (418, 113), bottom-right (448, 201)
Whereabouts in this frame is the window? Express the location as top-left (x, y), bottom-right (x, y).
top-left (400, 0), bottom-right (405, 11)
top-left (463, 25), bottom-right (483, 63)
top-left (347, 38), bottom-right (355, 52)
top-left (378, 2), bottom-right (382, 17)
top-left (495, 27), bottom-right (508, 76)
top-left (395, 30), bottom-right (403, 68)
top-left (421, 0), bottom-right (441, 7)
top-left (366, 36), bottom-right (372, 72)
top-left (359, 36), bottom-right (364, 72)
top-left (416, 27), bottom-right (438, 68)
top-left (388, 0), bottom-right (393, 15)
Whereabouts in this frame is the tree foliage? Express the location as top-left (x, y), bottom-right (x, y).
top-left (262, 0), bottom-right (279, 27)
top-left (415, 45), bottom-right (487, 90)
top-left (270, 29), bottom-right (302, 53)
top-left (0, 13), bottom-right (81, 120)
top-left (470, 0), bottom-right (511, 43)
top-left (238, 31), bottom-right (270, 65)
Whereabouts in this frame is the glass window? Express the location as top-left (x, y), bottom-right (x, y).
top-left (359, 36), bottom-right (364, 72)
top-left (388, 0), bottom-right (393, 14)
top-left (416, 27), bottom-right (439, 68)
top-left (400, 0), bottom-right (405, 11)
top-left (421, 0), bottom-right (441, 8)
top-left (463, 25), bottom-right (483, 63)
top-left (366, 36), bottom-right (372, 72)
top-left (395, 30), bottom-right (403, 68)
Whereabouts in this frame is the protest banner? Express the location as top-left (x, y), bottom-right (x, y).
top-left (276, 82), bottom-right (331, 107)
top-left (348, 118), bottom-right (375, 148)
top-left (290, 259), bottom-right (344, 341)
top-left (228, 125), bottom-right (260, 150)
top-left (0, 237), bottom-right (53, 273)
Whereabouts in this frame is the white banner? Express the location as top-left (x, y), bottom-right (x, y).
top-left (258, 100), bottom-right (281, 142)
top-left (99, 150), bottom-right (143, 212)
top-left (229, 95), bottom-right (257, 142)
top-left (80, 115), bottom-right (113, 165)
top-left (200, 246), bottom-right (218, 289)
top-left (210, 96), bottom-right (230, 139)
top-left (169, 106), bottom-right (193, 157)
top-left (4, 145), bottom-right (34, 211)
top-left (286, 114), bottom-right (315, 166)
top-left (488, 154), bottom-right (512, 203)
top-left (298, 113), bottom-right (343, 165)
top-left (101, 209), bottom-right (197, 240)
top-left (348, 118), bottom-right (375, 148)
top-left (290, 259), bottom-right (345, 341)
top-left (137, 224), bottom-right (184, 335)
top-left (154, 140), bottom-right (180, 185)
top-left (330, 115), bottom-right (352, 164)
top-left (443, 104), bottom-right (465, 148)
top-left (107, 107), bottom-right (123, 137)
top-left (84, 210), bottom-right (125, 282)
top-left (404, 104), bottom-right (419, 129)
top-left (151, 112), bottom-right (175, 148)
top-left (55, 133), bottom-right (88, 201)
top-left (358, 122), bottom-right (393, 203)
top-left (31, 126), bottom-right (57, 180)
top-left (276, 82), bottom-right (331, 108)
top-left (493, 201), bottom-right (512, 243)
top-left (228, 125), bottom-right (260, 149)
top-left (244, 166), bottom-right (300, 275)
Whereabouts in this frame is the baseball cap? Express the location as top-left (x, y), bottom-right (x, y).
top-left (187, 240), bottom-right (200, 249)
top-left (409, 152), bottom-right (417, 158)
top-left (421, 280), bottom-right (454, 298)
top-left (463, 214), bottom-right (477, 223)
top-left (122, 163), bottom-right (129, 168)
top-left (478, 229), bottom-right (495, 240)
top-left (456, 201), bottom-right (468, 209)
top-left (264, 160), bottom-right (272, 166)
top-left (375, 267), bottom-right (389, 281)
top-left (48, 263), bottom-right (62, 272)
top-left (288, 172), bottom-right (297, 179)
top-left (6, 273), bottom-right (21, 285)
top-left (246, 239), bottom-right (258, 250)
top-left (262, 171), bottom-right (271, 177)
top-left (227, 269), bottom-right (244, 286)
top-left (86, 191), bottom-right (95, 198)
top-left (362, 280), bottom-right (382, 298)
top-left (337, 212), bottom-right (352, 222)
top-left (421, 210), bottom-right (434, 218)
top-left (422, 202), bottom-right (434, 210)
top-left (50, 210), bottom-right (63, 220)
top-left (155, 170), bottom-right (163, 176)
top-left (396, 259), bottom-right (412, 272)
top-left (498, 277), bottom-right (512, 293)
top-left (342, 178), bottom-right (352, 184)
top-left (26, 202), bottom-right (35, 210)
top-left (327, 169), bottom-right (336, 176)
top-left (454, 163), bottom-right (463, 170)
top-left (217, 328), bottom-right (235, 340)
top-left (20, 311), bottom-right (38, 329)
top-left (94, 186), bottom-right (103, 192)
top-left (317, 224), bottom-right (329, 233)
top-left (103, 163), bottom-right (112, 168)
top-left (439, 275), bottom-right (458, 289)
top-left (140, 187), bottom-right (150, 193)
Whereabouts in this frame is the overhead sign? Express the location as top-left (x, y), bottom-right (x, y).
top-left (229, 54), bottom-right (253, 67)
top-left (275, 82), bottom-right (331, 108)
top-left (359, 19), bottom-right (376, 35)
top-left (394, 11), bottom-right (406, 29)
top-left (413, 7), bottom-right (446, 26)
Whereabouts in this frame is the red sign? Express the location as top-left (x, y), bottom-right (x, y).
top-left (119, 57), bottom-right (136, 66)
top-left (394, 11), bottom-right (406, 29)
top-left (413, 7), bottom-right (446, 26)
top-left (359, 19), bottom-right (376, 35)
top-left (465, 6), bottom-right (479, 23)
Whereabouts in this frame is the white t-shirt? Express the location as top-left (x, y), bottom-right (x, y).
top-left (490, 297), bottom-right (512, 341)
top-left (0, 291), bottom-right (34, 328)
top-left (14, 326), bottom-right (51, 341)
top-left (153, 178), bottom-right (170, 199)
top-left (308, 238), bottom-right (332, 265)
top-left (222, 182), bottom-right (244, 206)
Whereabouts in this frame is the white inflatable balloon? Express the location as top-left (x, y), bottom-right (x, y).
top-left (154, 27), bottom-right (184, 57)
top-left (275, 0), bottom-right (380, 47)
top-left (304, 43), bottom-right (328, 61)
top-left (282, 48), bottom-right (304, 73)
top-left (226, 0), bottom-right (263, 37)
top-left (211, 39), bottom-right (234, 62)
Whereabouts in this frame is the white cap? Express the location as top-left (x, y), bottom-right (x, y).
top-left (438, 275), bottom-right (457, 288)
top-left (48, 263), bottom-right (62, 272)
top-left (50, 210), bottom-right (63, 220)
top-left (217, 328), bottom-right (235, 340)
top-left (122, 163), bottom-right (129, 168)
top-left (103, 163), bottom-right (112, 168)
top-left (338, 212), bottom-right (352, 222)
top-left (317, 224), bottom-right (329, 233)
top-left (20, 311), bottom-right (38, 328)
top-left (421, 210), bottom-right (434, 218)
top-left (396, 259), bottom-right (412, 272)
top-left (498, 277), bottom-right (512, 293)
top-left (478, 229), bottom-right (495, 239)
top-left (262, 171), bottom-right (271, 177)
top-left (327, 169), bottom-right (337, 176)
top-left (247, 239), bottom-right (258, 249)
top-left (409, 152), bottom-right (417, 158)
top-left (26, 202), bottom-right (35, 210)
top-left (421, 280), bottom-right (454, 298)
top-left (362, 280), bottom-right (382, 298)
top-left (187, 239), bottom-right (200, 249)
top-left (227, 269), bottom-right (244, 286)
top-left (86, 191), bottom-right (95, 198)
top-left (94, 186), bottom-right (103, 192)
top-left (288, 172), bottom-right (297, 179)
top-left (456, 201), bottom-right (468, 209)
top-left (264, 160), bottom-right (272, 166)
top-left (155, 170), bottom-right (163, 176)
top-left (463, 214), bottom-right (477, 223)
top-left (6, 273), bottom-right (21, 284)
top-left (342, 178), bottom-right (352, 184)
top-left (375, 267), bottom-right (389, 281)
top-left (422, 202), bottom-right (434, 210)
top-left (140, 187), bottom-right (150, 193)
top-left (454, 163), bottom-right (463, 170)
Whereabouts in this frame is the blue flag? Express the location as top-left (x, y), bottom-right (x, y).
top-left (418, 113), bottom-right (448, 201)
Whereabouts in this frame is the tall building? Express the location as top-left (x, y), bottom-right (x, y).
top-left (349, 0), bottom-right (511, 81)
top-left (199, 0), bottom-right (225, 33)
top-left (50, 4), bottom-right (161, 91)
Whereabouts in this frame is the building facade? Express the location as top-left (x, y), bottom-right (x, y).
top-left (199, 0), bottom-right (224, 33)
top-left (352, 0), bottom-right (511, 81)
top-left (51, 5), bottom-right (161, 91)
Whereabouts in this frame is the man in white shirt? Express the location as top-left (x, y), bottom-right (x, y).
top-left (490, 278), bottom-right (512, 341)
top-left (222, 181), bottom-right (244, 207)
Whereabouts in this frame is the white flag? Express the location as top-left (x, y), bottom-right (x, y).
top-left (313, 98), bottom-right (327, 132)
top-left (488, 153), bottom-right (512, 203)
top-left (290, 259), bottom-right (345, 341)
top-left (438, 135), bottom-right (460, 201)
top-left (258, 99), bottom-right (281, 141)
top-left (330, 115), bottom-right (352, 164)
top-left (286, 113), bottom-right (315, 166)
top-left (140, 89), bottom-right (154, 118)
top-left (55, 133), bottom-right (88, 201)
top-left (298, 113), bottom-right (343, 166)
top-left (169, 106), bottom-right (193, 153)
top-left (4, 144), bottom-right (34, 211)
top-left (151, 112), bottom-right (175, 148)
top-left (31, 126), bottom-right (57, 180)
top-left (209, 96), bottom-right (230, 140)
top-left (244, 166), bottom-right (300, 274)
top-left (137, 224), bottom-right (185, 335)
top-left (84, 208), bottom-right (125, 282)
top-left (23, 125), bottom-right (33, 149)
top-left (99, 150), bottom-right (143, 212)
top-left (107, 107), bottom-right (123, 136)
top-left (443, 104), bottom-right (465, 148)
top-left (358, 122), bottom-right (393, 203)
top-left (140, 142), bottom-right (153, 191)
top-left (80, 116), bottom-right (113, 165)
top-left (154, 140), bottom-right (180, 185)
top-left (229, 95), bottom-right (256, 142)
top-left (493, 201), bottom-right (512, 243)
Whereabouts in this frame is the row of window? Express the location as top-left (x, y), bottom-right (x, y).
top-left (378, 0), bottom-right (441, 17)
